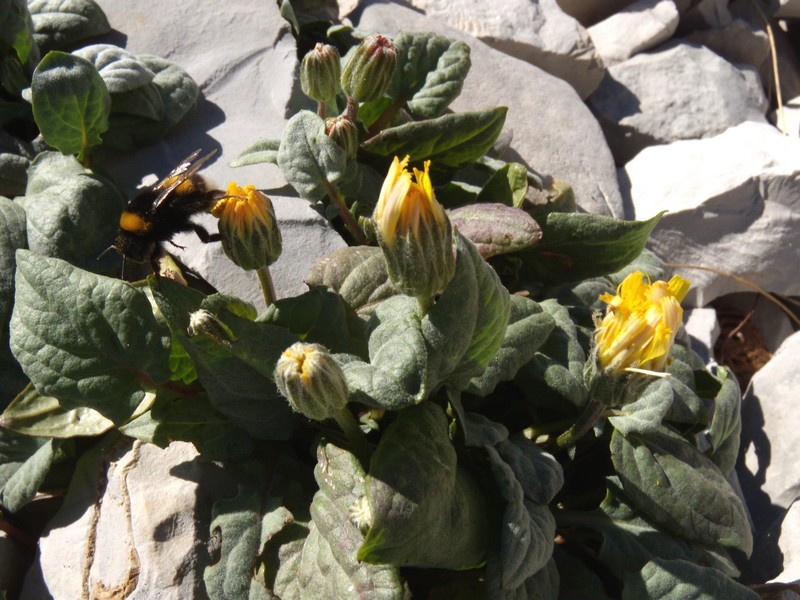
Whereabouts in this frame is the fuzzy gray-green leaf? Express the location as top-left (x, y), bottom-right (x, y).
top-left (28, 0), bottom-right (110, 52)
top-left (10, 252), bottom-right (171, 424)
top-left (388, 32), bottom-right (471, 119)
top-left (1, 0), bottom-right (37, 63)
top-left (0, 152), bottom-right (30, 197)
top-left (622, 558), bottom-right (759, 600)
top-left (705, 367), bottom-right (742, 476)
top-left (362, 108), bottom-right (507, 168)
top-left (230, 138), bottom-right (281, 167)
top-left (31, 50), bottom-right (109, 162)
top-left (0, 437), bottom-right (59, 513)
top-left (449, 203), bottom-right (541, 259)
top-left (73, 44), bottom-right (154, 93)
top-left (611, 427), bottom-right (752, 555)
top-left (278, 110), bottom-right (348, 202)
top-left (360, 402), bottom-right (489, 568)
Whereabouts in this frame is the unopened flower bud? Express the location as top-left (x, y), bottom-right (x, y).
top-left (341, 34), bottom-right (396, 103)
top-left (373, 156), bottom-right (455, 300)
top-left (326, 115), bottom-right (359, 159)
top-left (212, 182), bottom-right (282, 270)
top-left (274, 342), bottom-right (349, 421)
top-left (187, 309), bottom-right (235, 346)
top-left (300, 43), bottom-right (342, 103)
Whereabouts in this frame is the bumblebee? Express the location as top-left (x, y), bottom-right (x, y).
top-left (109, 149), bottom-right (224, 269)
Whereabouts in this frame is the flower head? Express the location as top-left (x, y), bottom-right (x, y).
top-left (274, 342), bottom-right (348, 421)
top-left (212, 182), bottom-right (281, 270)
top-left (341, 34), bottom-right (396, 103)
top-left (373, 156), bottom-right (455, 300)
top-left (594, 271), bottom-right (691, 374)
top-left (300, 43), bottom-right (342, 103)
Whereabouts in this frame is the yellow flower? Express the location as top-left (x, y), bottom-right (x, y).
top-left (211, 182), bottom-right (281, 270)
top-left (594, 271), bottom-right (691, 374)
top-left (373, 156), bottom-right (455, 301)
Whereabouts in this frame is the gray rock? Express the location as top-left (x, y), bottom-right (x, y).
top-left (769, 500), bottom-right (800, 584)
top-left (408, 0), bottom-right (605, 99)
top-left (684, 19), bottom-right (770, 73)
top-left (355, 1), bottom-right (625, 217)
top-left (622, 121), bottom-right (800, 306)
top-left (175, 196), bottom-right (347, 311)
top-left (683, 307), bottom-right (720, 365)
top-left (590, 42), bottom-right (768, 164)
top-left (678, 0), bottom-right (733, 30)
top-left (22, 441), bottom-right (239, 600)
top-left (776, 0), bottom-right (800, 17)
top-left (739, 331), bottom-right (800, 584)
top-left (555, 0), bottom-right (637, 26)
top-left (588, 0), bottom-right (679, 66)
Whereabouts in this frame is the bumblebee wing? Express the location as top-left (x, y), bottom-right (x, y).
top-left (152, 149), bottom-right (217, 211)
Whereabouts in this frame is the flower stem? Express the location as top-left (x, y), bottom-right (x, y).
top-left (323, 180), bottom-right (369, 245)
top-left (555, 395), bottom-right (608, 449)
top-left (366, 98), bottom-right (405, 139)
top-left (345, 95), bottom-right (359, 122)
top-left (317, 101), bottom-right (327, 119)
top-left (256, 267), bottom-right (277, 307)
top-left (333, 407), bottom-right (372, 469)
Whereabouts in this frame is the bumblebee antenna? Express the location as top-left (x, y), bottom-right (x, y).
top-left (96, 245), bottom-right (116, 260)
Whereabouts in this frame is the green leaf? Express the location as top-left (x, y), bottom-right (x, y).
top-left (17, 151), bottom-right (125, 270)
top-left (610, 427), bottom-right (752, 555)
top-left (31, 50), bottom-right (110, 162)
top-left (467, 296), bottom-right (555, 396)
top-left (0, 152), bottom-right (30, 197)
top-left (72, 44), bottom-right (154, 93)
top-left (484, 443), bottom-right (556, 592)
top-left (204, 487), bottom-right (283, 600)
top-left (445, 234), bottom-right (511, 388)
top-left (110, 82), bottom-right (164, 121)
top-left (277, 110), bottom-right (348, 202)
top-left (0, 384), bottom-right (113, 437)
top-left (260, 287), bottom-right (366, 356)
top-left (362, 108), bottom-right (507, 168)
top-left (342, 234), bottom-right (510, 408)
top-left (449, 203), bottom-right (542, 259)
top-left (513, 211), bottom-right (664, 284)
top-left (608, 378), bottom-right (674, 436)
top-left (0, 195), bottom-right (27, 401)
top-left (10, 252), bottom-right (171, 424)
top-left (388, 32), bottom-right (471, 119)
top-left (0, 427), bottom-right (46, 492)
top-left (149, 278), bottom-right (296, 440)
top-left (306, 246), bottom-right (396, 315)
top-left (516, 298), bottom-right (588, 412)
top-left (273, 444), bottom-right (404, 599)
top-left (476, 162), bottom-right (529, 208)
top-left (28, 0), bottom-right (110, 53)
top-left (498, 436), bottom-right (564, 505)
top-left (1, 0), bottom-right (37, 63)
top-left (360, 402), bottom-right (489, 568)
top-left (0, 437), bottom-right (59, 513)
top-left (230, 138), bottom-right (281, 167)
top-left (558, 476), bottom-right (741, 581)
top-left (101, 54), bottom-right (198, 150)
top-left (705, 368), bottom-right (742, 476)
top-left (622, 558), bottom-right (759, 600)
top-left (120, 393), bottom-right (254, 461)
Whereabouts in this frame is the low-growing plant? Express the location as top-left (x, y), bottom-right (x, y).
top-left (0, 3), bottom-right (758, 599)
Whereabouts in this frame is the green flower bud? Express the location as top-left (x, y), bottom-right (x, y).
top-left (341, 34), bottom-right (396, 103)
top-left (325, 114), bottom-right (359, 159)
top-left (274, 342), bottom-right (349, 421)
top-left (211, 182), bottom-right (282, 270)
top-left (186, 309), bottom-right (235, 346)
top-left (300, 43), bottom-right (342, 103)
top-left (373, 156), bottom-right (455, 301)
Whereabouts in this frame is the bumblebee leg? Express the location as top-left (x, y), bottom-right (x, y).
top-left (167, 240), bottom-right (187, 250)
top-left (193, 224), bottom-right (221, 243)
